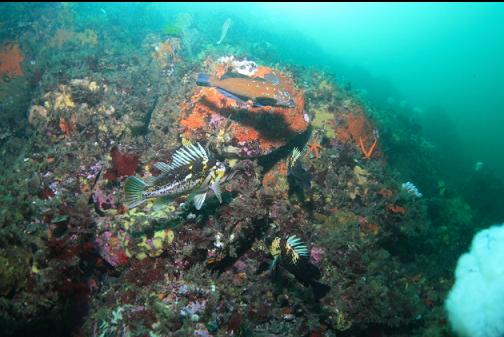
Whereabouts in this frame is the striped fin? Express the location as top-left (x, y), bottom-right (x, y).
top-left (144, 176), bottom-right (158, 186)
top-left (288, 147), bottom-right (303, 168)
top-left (286, 235), bottom-right (309, 256)
top-left (210, 179), bottom-right (222, 203)
top-left (286, 235), bottom-right (309, 263)
top-left (170, 143), bottom-right (208, 169)
top-left (124, 176), bottom-right (148, 208)
top-left (193, 192), bottom-right (207, 210)
top-left (154, 161), bottom-right (172, 173)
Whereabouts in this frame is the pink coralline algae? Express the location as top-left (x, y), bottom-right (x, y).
top-left (180, 300), bottom-right (207, 317)
top-left (310, 246), bottom-right (325, 266)
top-left (92, 187), bottom-right (115, 210)
top-left (232, 259), bottom-right (247, 272)
top-left (95, 231), bottom-right (129, 267)
top-left (194, 323), bottom-right (213, 337)
top-left (208, 112), bottom-right (226, 128)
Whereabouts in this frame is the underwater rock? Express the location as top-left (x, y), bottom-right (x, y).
top-left (0, 246), bottom-right (30, 296)
top-left (69, 78), bottom-right (103, 106)
top-left (346, 165), bottom-right (371, 200)
top-left (0, 7), bottom-right (487, 337)
top-left (179, 59), bottom-right (308, 158)
top-left (152, 37), bottom-right (181, 69)
top-left (48, 28), bottom-right (98, 48)
top-left (0, 42), bottom-right (24, 82)
top-left (217, 55), bottom-right (256, 76)
top-left (262, 160), bottom-right (289, 196)
top-left (76, 29), bottom-right (98, 45)
top-left (135, 228), bottom-right (175, 259)
top-left (58, 117), bottom-right (74, 136)
top-left (96, 231), bottom-right (129, 267)
top-left (48, 29), bottom-right (76, 48)
top-left (28, 105), bottom-right (48, 126)
top-left (43, 84), bottom-right (75, 111)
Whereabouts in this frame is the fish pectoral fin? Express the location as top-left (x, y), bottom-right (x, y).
top-left (193, 192), bottom-right (207, 210)
top-left (210, 180), bottom-right (223, 203)
top-left (216, 88), bottom-right (247, 104)
top-left (152, 196), bottom-right (172, 211)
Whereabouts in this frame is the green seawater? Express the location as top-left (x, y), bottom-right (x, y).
top-left (201, 2), bottom-right (504, 182)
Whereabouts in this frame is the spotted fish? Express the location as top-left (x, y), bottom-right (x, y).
top-left (124, 143), bottom-right (228, 210)
top-left (197, 72), bottom-right (295, 107)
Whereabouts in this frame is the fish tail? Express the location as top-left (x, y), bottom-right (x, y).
top-left (124, 176), bottom-right (148, 208)
top-left (197, 73), bottom-right (212, 87)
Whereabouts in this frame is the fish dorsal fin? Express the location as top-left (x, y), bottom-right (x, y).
top-left (154, 161), bottom-right (172, 173)
top-left (170, 143), bottom-right (208, 169)
top-left (288, 147), bottom-right (303, 168)
top-left (144, 176), bottom-right (158, 186)
top-left (220, 72), bottom-right (253, 80)
top-left (285, 235), bottom-right (309, 264)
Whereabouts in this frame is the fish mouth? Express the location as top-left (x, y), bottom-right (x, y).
top-left (278, 99), bottom-right (296, 108)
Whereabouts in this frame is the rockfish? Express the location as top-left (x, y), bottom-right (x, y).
top-left (197, 73), bottom-right (295, 108)
top-left (124, 143), bottom-right (228, 210)
top-left (270, 235), bottom-right (330, 299)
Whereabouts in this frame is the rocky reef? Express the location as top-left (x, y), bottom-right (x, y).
top-left (179, 58), bottom-right (308, 158)
top-left (0, 3), bottom-right (500, 337)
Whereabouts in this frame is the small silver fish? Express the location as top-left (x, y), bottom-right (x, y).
top-left (124, 143), bottom-right (228, 210)
top-left (217, 18), bottom-right (232, 45)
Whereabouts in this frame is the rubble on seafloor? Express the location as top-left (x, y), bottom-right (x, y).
top-left (0, 6), bottom-right (477, 337)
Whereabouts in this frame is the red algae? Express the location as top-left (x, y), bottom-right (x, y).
top-left (104, 146), bottom-right (139, 181)
top-left (0, 42), bottom-right (24, 81)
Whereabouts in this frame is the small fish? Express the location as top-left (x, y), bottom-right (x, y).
top-left (197, 73), bottom-right (295, 108)
top-left (287, 147), bottom-right (312, 196)
top-left (124, 143), bottom-right (228, 210)
top-left (270, 235), bottom-right (330, 299)
top-left (216, 18), bottom-right (232, 45)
